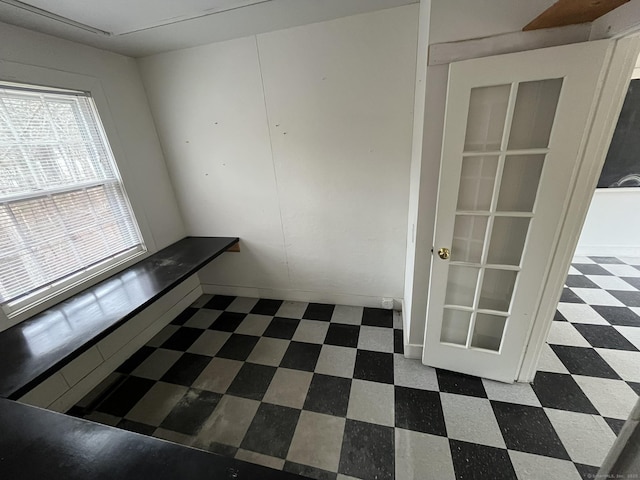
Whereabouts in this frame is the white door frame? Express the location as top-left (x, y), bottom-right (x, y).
top-left (516, 34), bottom-right (640, 382)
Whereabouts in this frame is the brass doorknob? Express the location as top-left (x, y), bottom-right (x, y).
top-left (438, 247), bottom-right (451, 260)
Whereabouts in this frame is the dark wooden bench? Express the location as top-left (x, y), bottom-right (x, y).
top-left (0, 236), bottom-right (238, 401)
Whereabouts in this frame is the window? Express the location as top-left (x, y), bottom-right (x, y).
top-left (0, 82), bottom-right (145, 318)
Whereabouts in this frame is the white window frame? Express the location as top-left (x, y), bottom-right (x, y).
top-left (0, 61), bottom-right (156, 330)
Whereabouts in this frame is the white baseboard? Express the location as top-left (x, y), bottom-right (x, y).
top-left (200, 283), bottom-right (402, 310)
top-left (575, 245), bottom-right (640, 257)
top-left (403, 343), bottom-right (423, 359)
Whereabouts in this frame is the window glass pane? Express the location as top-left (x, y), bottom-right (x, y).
top-left (0, 84), bottom-right (143, 308)
top-left (471, 314), bottom-right (506, 351)
top-left (478, 269), bottom-right (517, 312)
top-left (486, 217), bottom-right (530, 266)
top-left (457, 156), bottom-right (498, 211)
top-left (445, 266), bottom-right (479, 307)
top-left (508, 79), bottom-right (563, 150)
top-left (451, 215), bottom-right (487, 263)
top-left (497, 155), bottom-right (545, 212)
top-left (464, 85), bottom-right (510, 152)
top-left (441, 309), bottom-right (471, 346)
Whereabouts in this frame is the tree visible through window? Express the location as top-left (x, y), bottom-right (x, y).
top-left (0, 82), bottom-right (144, 317)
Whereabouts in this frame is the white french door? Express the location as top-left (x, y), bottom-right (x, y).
top-left (423, 40), bottom-right (613, 383)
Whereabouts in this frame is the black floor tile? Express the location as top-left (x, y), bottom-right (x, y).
top-left (204, 295), bottom-right (236, 310)
top-left (207, 442), bottom-right (238, 457)
top-left (216, 334), bottom-right (259, 361)
top-left (565, 275), bottom-right (599, 288)
top-left (338, 419), bottom-right (394, 480)
top-left (394, 386), bottom-right (446, 436)
top-left (280, 341), bottom-right (322, 372)
top-left (491, 401), bottom-right (570, 460)
top-left (263, 317), bottom-right (300, 340)
top-left (572, 324), bottom-right (638, 351)
top-left (531, 371), bottom-right (598, 414)
top-left (117, 419), bottom-right (156, 436)
top-left (283, 462), bottom-right (337, 480)
top-left (588, 256), bottom-right (625, 264)
top-left (161, 327), bottom-right (204, 351)
top-left (554, 310), bottom-right (568, 322)
top-left (353, 350), bottom-right (394, 384)
top-left (170, 307), bottom-right (199, 326)
top-left (604, 417), bottom-right (626, 436)
top-left (240, 403), bottom-right (300, 458)
top-left (609, 290), bottom-right (640, 307)
top-left (550, 345), bottom-right (621, 379)
top-left (394, 329), bottom-right (404, 354)
top-left (303, 303), bottom-right (335, 321)
top-left (436, 369), bottom-right (487, 398)
top-left (209, 312), bottom-right (246, 332)
top-left (449, 440), bottom-right (516, 480)
top-left (160, 353), bottom-right (212, 386)
top-left (115, 346), bottom-right (155, 374)
top-left (627, 381), bottom-right (640, 396)
top-left (572, 264), bottom-right (612, 276)
top-left (226, 363), bottom-right (276, 401)
top-left (303, 374), bottom-right (351, 417)
top-left (97, 376), bottom-right (156, 417)
top-left (592, 305), bottom-right (640, 327)
top-left (362, 308), bottom-right (393, 328)
top-left (621, 276), bottom-right (640, 290)
top-left (560, 288), bottom-right (584, 303)
top-left (160, 388), bottom-right (222, 436)
top-left (324, 324), bottom-right (359, 348)
top-left (575, 463), bottom-right (599, 480)
top-left (250, 298), bottom-right (284, 316)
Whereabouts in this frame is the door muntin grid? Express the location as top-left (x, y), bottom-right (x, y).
top-left (440, 78), bottom-right (563, 353)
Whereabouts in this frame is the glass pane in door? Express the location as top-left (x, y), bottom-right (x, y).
top-left (445, 266), bottom-right (479, 307)
top-left (441, 309), bottom-right (471, 345)
top-left (457, 156), bottom-right (498, 210)
top-left (471, 313), bottom-right (506, 351)
top-left (508, 79), bottom-right (563, 149)
top-left (464, 85), bottom-right (510, 152)
top-left (451, 215), bottom-right (488, 263)
top-left (486, 217), bottom-right (530, 266)
top-left (497, 155), bottom-right (545, 212)
top-left (478, 269), bottom-right (518, 311)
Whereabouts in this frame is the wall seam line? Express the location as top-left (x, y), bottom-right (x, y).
top-left (254, 34), bottom-right (292, 287)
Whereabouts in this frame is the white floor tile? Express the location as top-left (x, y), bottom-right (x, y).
top-left (556, 304), bottom-right (609, 325)
top-left (275, 301), bottom-right (308, 319)
top-left (618, 257), bottom-right (640, 266)
top-left (331, 305), bottom-right (364, 325)
top-left (315, 345), bottom-right (357, 378)
top-left (184, 309), bottom-right (221, 329)
top-left (292, 320), bottom-right (329, 344)
top-left (537, 344), bottom-right (570, 374)
top-left (614, 326), bottom-right (640, 350)
top-left (572, 257), bottom-right (595, 264)
top-left (567, 266), bottom-right (581, 275)
top-left (346, 379), bottom-right (394, 427)
top-left (357, 326), bottom-right (394, 353)
top-left (544, 409), bottom-right (616, 466)
top-left (586, 275), bottom-right (638, 291)
top-left (546, 322), bottom-right (590, 347)
top-left (226, 297), bottom-right (259, 313)
top-left (508, 451), bottom-right (581, 480)
top-left (573, 375), bottom-right (638, 420)
top-left (595, 348), bottom-right (640, 382)
top-left (482, 379), bottom-right (541, 407)
top-left (571, 288), bottom-right (624, 306)
top-left (395, 429), bottom-right (455, 480)
top-left (602, 264), bottom-right (640, 277)
top-left (393, 354), bottom-right (439, 391)
top-left (440, 393), bottom-right (505, 449)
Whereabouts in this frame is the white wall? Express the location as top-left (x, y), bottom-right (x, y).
top-left (0, 22), bottom-right (186, 251)
top-left (577, 190), bottom-right (640, 257)
top-left (138, 6), bottom-right (418, 306)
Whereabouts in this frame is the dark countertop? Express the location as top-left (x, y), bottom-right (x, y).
top-left (0, 397), bottom-right (305, 479)
top-left (0, 236), bottom-right (238, 400)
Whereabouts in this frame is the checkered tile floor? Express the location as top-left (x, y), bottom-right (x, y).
top-left (69, 256), bottom-right (640, 480)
